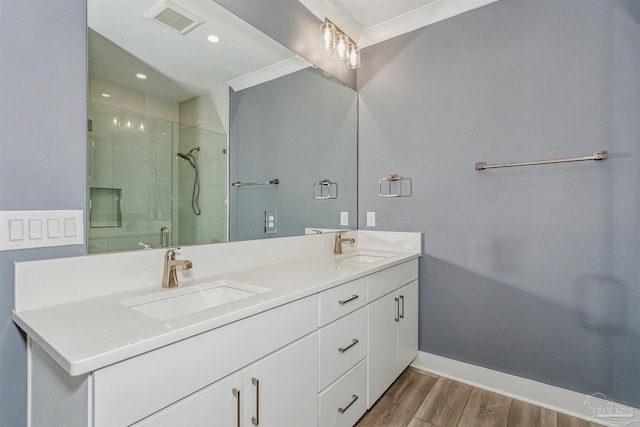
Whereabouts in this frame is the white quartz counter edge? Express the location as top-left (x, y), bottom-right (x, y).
top-left (13, 250), bottom-right (420, 376)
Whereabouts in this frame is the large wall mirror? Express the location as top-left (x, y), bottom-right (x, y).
top-left (87, 0), bottom-right (357, 254)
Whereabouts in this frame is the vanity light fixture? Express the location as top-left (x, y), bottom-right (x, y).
top-left (319, 18), bottom-right (360, 70)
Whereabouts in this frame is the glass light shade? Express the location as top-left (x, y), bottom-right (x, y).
top-left (320, 21), bottom-right (336, 51)
top-left (334, 33), bottom-right (349, 61)
top-left (346, 43), bottom-right (361, 70)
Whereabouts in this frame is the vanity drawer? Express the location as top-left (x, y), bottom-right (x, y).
top-left (93, 295), bottom-right (317, 427)
top-left (368, 259), bottom-right (418, 302)
top-left (319, 358), bottom-right (367, 427)
top-left (318, 276), bottom-right (367, 326)
top-left (319, 307), bottom-right (367, 391)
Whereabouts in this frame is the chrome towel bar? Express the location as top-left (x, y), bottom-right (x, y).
top-left (475, 151), bottom-right (607, 171)
top-left (232, 179), bottom-right (279, 186)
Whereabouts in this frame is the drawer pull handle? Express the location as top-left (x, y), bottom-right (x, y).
top-left (395, 297), bottom-right (400, 322)
top-left (338, 338), bottom-right (359, 353)
top-left (232, 388), bottom-right (240, 427)
top-left (399, 295), bottom-right (405, 319)
top-left (338, 295), bottom-right (359, 305)
top-left (338, 394), bottom-right (359, 414)
top-left (251, 377), bottom-right (260, 425)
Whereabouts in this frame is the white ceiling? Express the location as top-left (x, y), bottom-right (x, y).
top-left (88, 0), bottom-right (498, 103)
top-left (297, 0), bottom-right (499, 48)
top-left (88, 0), bottom-right (310, 102)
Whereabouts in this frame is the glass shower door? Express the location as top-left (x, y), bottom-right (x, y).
top-left (87, 102), bottom-right (174, 253)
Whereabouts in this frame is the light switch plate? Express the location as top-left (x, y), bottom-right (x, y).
top-left (366, 212), bottom-right (376, 227)
top-left (340, 212), bottom-right (349, 226)
top-left (0, 210), bottom-right (84, 251)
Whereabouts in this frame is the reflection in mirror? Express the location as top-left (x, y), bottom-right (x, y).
top-left (87, 0), bottom-right (357, 254)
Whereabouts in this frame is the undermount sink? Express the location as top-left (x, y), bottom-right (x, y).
top-left (120, 280), bottom-right (270, 320)
top-left (339, 254), bottom-right (389, 264)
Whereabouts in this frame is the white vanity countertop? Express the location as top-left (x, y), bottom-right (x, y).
top-left (13, 234), bottom-right (420, 376)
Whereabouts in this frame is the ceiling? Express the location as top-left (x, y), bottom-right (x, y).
top-left (88, 0), bottom-right (309, 102)
top-left (88, 0), bottom-right (498, 103)
top-left (297, 0), bottom-right (499, 48)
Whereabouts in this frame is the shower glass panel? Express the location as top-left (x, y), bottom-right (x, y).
top-left (87, 102), bottom-right (228, 254)
top-left (177, 124), bottom-right (228, 247)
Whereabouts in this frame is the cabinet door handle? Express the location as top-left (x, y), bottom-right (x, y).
top-left (251, 377), bottom-right (260, 426)
top-left (338, 394), bottom-right (359, 414)
top-left (394, 297), bottom-right (400, 322)
top-left (338, 294), bottom-right (359, 305)
top-left (232, 388), bottom-right (240, 427)
top-left (338, 338), bottom-right (359, 353)
top-left (399, 295), bottom-right (405, 319)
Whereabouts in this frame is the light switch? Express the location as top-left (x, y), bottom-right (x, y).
top-left (47, 219), bottom-right (61, 238)
top-left (1, 210), bottom-right (83, 251)
top-left (340, 212), bottom-right (349, 226)
top-left (64, 218), bottom-right (77, 237)
top-left (29, 219), bottom-right (43, 239)
top-left (9, 220), bottom-right (24, 241)
top-left (366, 212), bottom-right (376, 227)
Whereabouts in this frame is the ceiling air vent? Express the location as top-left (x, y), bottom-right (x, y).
top-left (144, 0), bottom-right (205, 35)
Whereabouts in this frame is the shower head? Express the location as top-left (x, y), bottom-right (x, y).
top-left (177, 152), bottom-right (197, 169)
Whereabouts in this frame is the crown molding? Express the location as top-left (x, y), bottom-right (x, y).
top-left (298, 0), bottom-right (499, 49)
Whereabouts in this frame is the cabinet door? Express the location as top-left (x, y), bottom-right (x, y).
top-left (397, 280), bottom-right (419, 373)
top-left (242, 333), bottom-right (318, 427)
top-left (367, 293), bottom-right (398, 407)
top-left (133, 372), bottom-right (243, 427)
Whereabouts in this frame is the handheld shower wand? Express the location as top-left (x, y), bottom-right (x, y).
top-left (177, 147), bottom-right (201, 215)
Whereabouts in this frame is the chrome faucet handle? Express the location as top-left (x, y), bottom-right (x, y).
top-left (139, 242), bottom-right (154, 250)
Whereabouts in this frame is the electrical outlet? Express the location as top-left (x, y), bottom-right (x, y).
top-left (366, 212), bottom-right (376, 227)
top-left (340, 212), bottom-right (349, 226)
top-left (265, 210), bottom-right (277, 233)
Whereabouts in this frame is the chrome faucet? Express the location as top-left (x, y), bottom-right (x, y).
top-left (162, 247), bottom-right (193, 288)
top-left (334, 231), bottom-right (355, 255)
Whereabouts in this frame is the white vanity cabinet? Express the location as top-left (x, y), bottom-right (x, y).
top-left (30, 295), bottom-right (318, 427)
top-left (316, 259), bottom-right (419, 427)
top-left (367, 261), bottom-right (419, 407)
top-left (135, 332), bottom-right (318, 427)
top-left (133, 371), bottom-right (244, 427)
top-left (25, 253), bottom-right (420, 427)
top-left (317, 277), bottom-right (369, 427)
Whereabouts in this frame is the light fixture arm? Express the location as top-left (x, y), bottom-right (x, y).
top-left (323, 17), bottom-right (356, 46)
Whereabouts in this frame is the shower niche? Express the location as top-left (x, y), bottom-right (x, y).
top-left (89, 187), bottom-right (123, 228)
top-left (87, 102), bottom-right (227, 254)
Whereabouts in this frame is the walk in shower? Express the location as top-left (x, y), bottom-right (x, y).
top-left (87, 102), bottom-right (227, 253)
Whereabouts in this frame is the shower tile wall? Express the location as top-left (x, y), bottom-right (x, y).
top-left (87, 82), bottom-right (230, 253)
top-left (87, 102), bottom-right (174, 253)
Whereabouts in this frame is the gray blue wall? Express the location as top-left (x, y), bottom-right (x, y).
top-left (230, 67), bottom-right (357, 241)
top-left (0, 0), bottom-right (87, 425)
top-left (358, 0), bottom-right (640, 407)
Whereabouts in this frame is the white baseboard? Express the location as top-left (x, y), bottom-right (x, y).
top-left (411, 351), bottom-right (639, 426)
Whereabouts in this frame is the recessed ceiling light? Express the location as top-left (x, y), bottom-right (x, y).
top-left (207, 35), bottom-right (220, 43)
top-left (136, 73), bottom-right (147, 80)
top-left (101, 93), bottom-right (111, 98)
